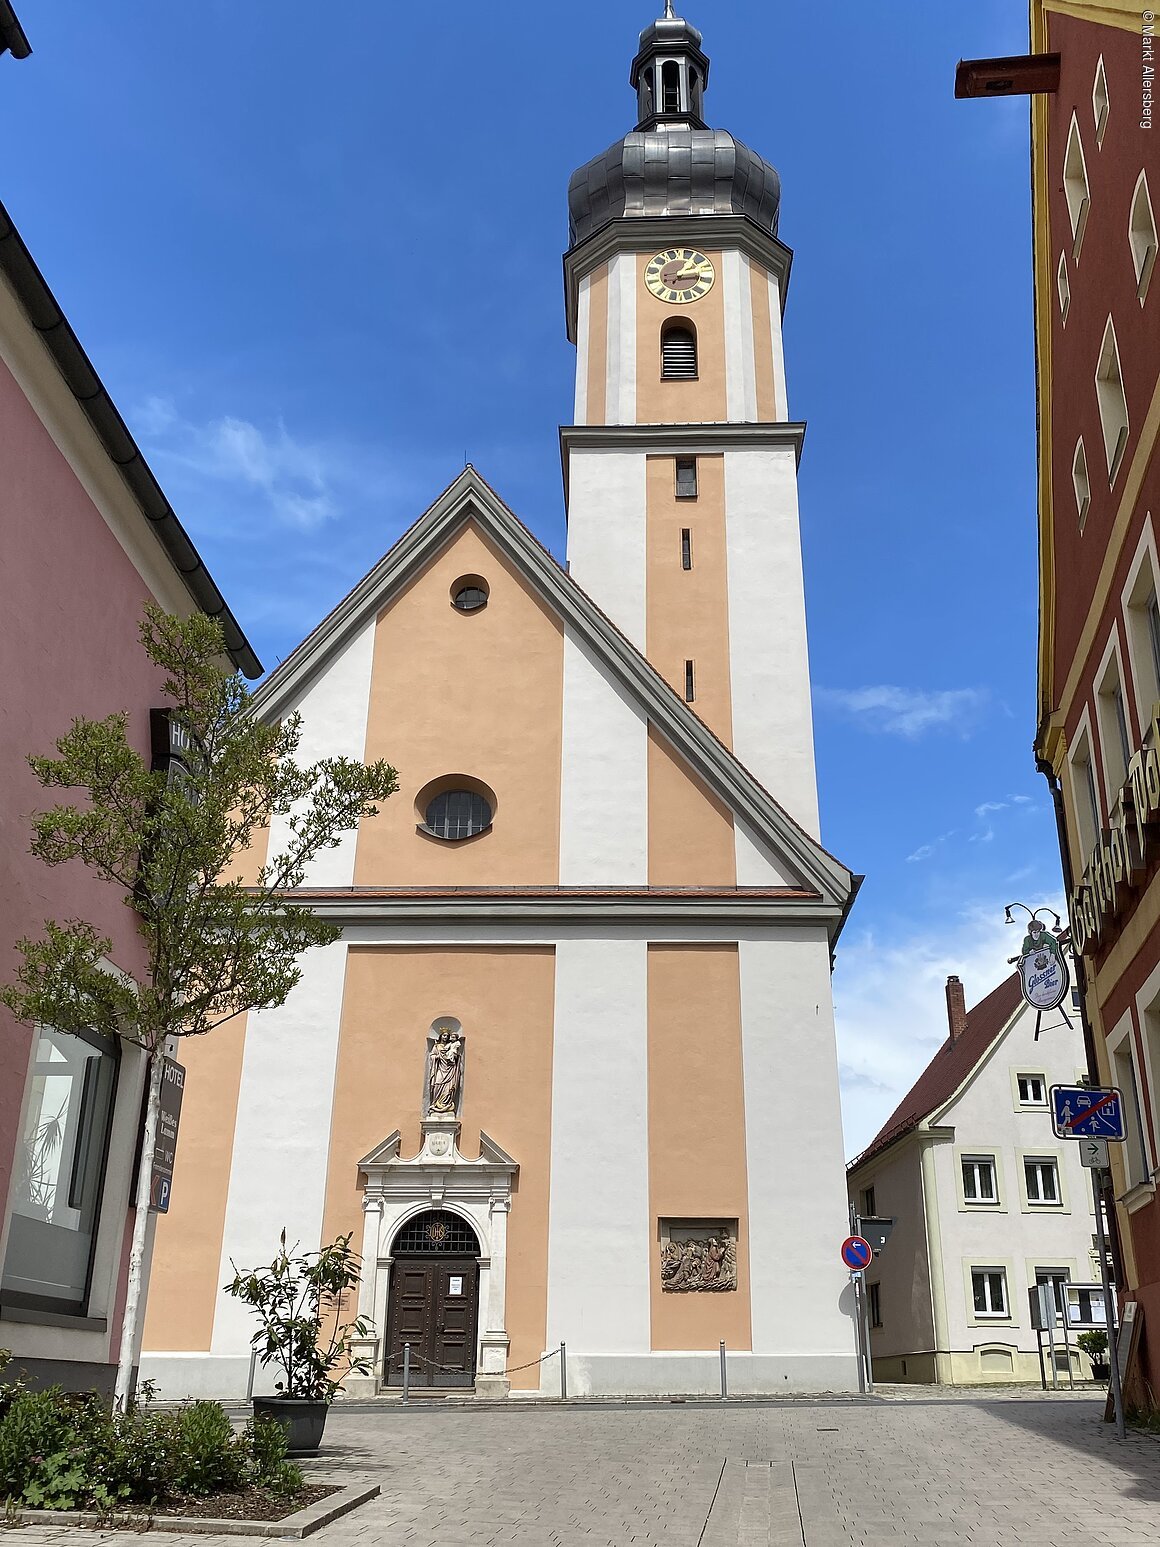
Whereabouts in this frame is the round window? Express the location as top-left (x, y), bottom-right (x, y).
top-left (424, 788), bottom-right (493, 841)
top-left (450, 575), bottom-right (489, 612)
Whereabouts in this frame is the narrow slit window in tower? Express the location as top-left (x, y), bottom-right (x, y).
top-left (684, 660), bottom-right (695, 702)
top-left (681, 528), bottom-right (692, 570)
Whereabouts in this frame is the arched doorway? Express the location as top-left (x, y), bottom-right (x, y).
top-left (384, 1210), bottom-right (481, 1388)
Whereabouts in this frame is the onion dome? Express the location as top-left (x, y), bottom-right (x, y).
top-left (568, 5), bottom-right (781, 248)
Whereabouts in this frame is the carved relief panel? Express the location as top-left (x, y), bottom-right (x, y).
top-left (659, 1219), bottom-right (738, 1293)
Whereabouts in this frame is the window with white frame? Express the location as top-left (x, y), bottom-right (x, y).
top-left (1072, 438), bottom-right (1090, 527)
top-left (1025, 1156), bottom-right (1062, 1205)
top-left (1063, 115), bottom-right (1091, 256)
top-left (1129, 171), bottom-right (1157, 303)
top-left (1142, 1001), bottom-right (1160, 1160)
top-left (1095, 317), bottom-right (1130, 481)
top-left (1097, 657), bottom-right (1132, 798)
top-left (962, 1155), bottom-right (999, 1204)
top-left (972, 1268), bottom-right (1008, 1317)
top-left (1018, 1072), bottom-right (1047, 1106)
top-left (1057, 253), bottom-right (1071, 322)
top-left (1125, 555), bottom-right (1160, 716)
top-left (1111, 1037), bottom-right (1151, 1188)
top-left (1069, 730), bottom-right (1102, 859)
top-left (1092, 56), bottom-right (1109, 146)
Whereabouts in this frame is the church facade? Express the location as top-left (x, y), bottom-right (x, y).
top-left (140, 8), bottom-right (861, 1399)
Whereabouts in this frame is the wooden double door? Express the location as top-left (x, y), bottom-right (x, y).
top-left (385, 1255), bottom-right (479, 1388)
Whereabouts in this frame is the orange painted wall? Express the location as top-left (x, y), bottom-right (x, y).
top-left (144, 822), bottom-right (271, 1352)
top-left (647, 944), bottom-right (751, 1351)
top-left (749, 260), bottom-right (778, 421)
top-left (635, 250), bottom-right (727, 423)
top-left (320, 945), bottom-right (555, 1390)
top-left (648, 728), bottom-right (735, 886)
top-left (354, 522), bottom-right (564, 886)
top-left (645, 453), bottom-right (733, 745)
top-left (585, 263), bottom-right (609, 426)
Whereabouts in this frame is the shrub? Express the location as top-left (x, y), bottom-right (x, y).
top-left (173, 1402), bottom-right (245, 1497)
top-left (0, 1389), bottom-right (304, 1512)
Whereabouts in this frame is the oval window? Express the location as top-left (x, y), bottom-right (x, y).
top-left (450, 575), bottom-right (489, 612)
top-left (424, 788), bottom-right (493, 841)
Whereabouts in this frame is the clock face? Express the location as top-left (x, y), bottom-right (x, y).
top-left (645, 248), bottom-right (716, 304)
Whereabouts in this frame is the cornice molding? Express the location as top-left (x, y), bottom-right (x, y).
top-left (562, 214), bottom-right (793, 342)
top-left (560, 422), bottom-right (806, 502)
top-left (279, 889), bottom-right (842, 928)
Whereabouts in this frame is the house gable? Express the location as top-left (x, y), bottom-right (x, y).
top-left (254, 468), bottom-right (854, 915)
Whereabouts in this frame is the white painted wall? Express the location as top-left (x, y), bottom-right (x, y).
top-left (929, 991), bottom-right (1097, 1363)
top-left (559, 626), bottom-right (648, 886)
top-left (545, 936), bottom-right (651, 1353)
top-left (209, 939), bottom-right (351, 1355)
top-left (605, 253), bottom-right (637, 426)
top-left (574, 273), bottom-right (591, 425)
top-left (724, 447), bottom-right (820, 839)
top-left (734, 818), bottom-right (796, 888)
top-left (722, 249), bottom-right (758, 423)
top-left (564, 449), bottom-right (647, 649)
top-left (739, 930), bottom-right (857, 1368)
top-left (264, 620), bottom-right (376, 888)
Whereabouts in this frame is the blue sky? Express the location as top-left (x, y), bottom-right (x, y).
top-left (1, 1), bottom-right (1065, 1155)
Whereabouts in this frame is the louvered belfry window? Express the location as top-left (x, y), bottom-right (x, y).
top-left (661, 324), bottom-right (697, 380)
top-left (425, 789), bottom-right (492, 840)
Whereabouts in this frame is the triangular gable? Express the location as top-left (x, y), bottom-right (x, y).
top-left (254, 467), bottom-right (855, 914)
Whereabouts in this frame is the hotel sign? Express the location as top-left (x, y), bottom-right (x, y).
top-left (1070, 719), bottom-right (1160, 956)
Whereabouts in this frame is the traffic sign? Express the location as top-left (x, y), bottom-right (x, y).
top-left (1050, 1085), bottom-right (1126, 1140)
top-left (1079, 1137), bottom-right (1110, 1169)
top-left (842, 1236), bottom-right (873, 1271)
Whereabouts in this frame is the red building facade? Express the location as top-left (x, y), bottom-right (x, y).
top-left (1032, 1), bottom-right (1160, 1409)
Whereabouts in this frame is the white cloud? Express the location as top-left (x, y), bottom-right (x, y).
top-left (815, 684), bottom-right (988, 739)
top-left (975, 800), bottom-right (1007, 819)
top-left (136, 396), bottom-right (338, 530)
top-left (834, 893), bottom-right (1064, 1161)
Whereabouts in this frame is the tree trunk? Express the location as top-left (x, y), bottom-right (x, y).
top-left (114, 1048), bottom-right (163, 1410)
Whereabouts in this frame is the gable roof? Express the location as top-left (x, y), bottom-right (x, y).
top-left (0, 1), bottom-right (29, 58)
top-left (848, 970), bottom-right (1025, 1173)
top-left (253, 466), bottom-right (857, 924)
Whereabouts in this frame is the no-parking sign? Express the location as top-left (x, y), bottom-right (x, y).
top-left (841, 1235), bottom-right (873, 1271)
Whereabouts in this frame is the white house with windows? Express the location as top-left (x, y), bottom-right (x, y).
top-left (847, 965), bottom-right (1105, 1384)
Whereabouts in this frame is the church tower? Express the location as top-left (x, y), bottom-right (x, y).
top-left (140, 6), bottom-right (860, 1403)
top-left (564, 5), bottom-right (819, 848)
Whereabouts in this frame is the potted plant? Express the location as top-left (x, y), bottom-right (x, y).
top-left (1077, 1329), bottom-right (1111, 1383)
top-left (224, 1231), bottom-right (373, 1453)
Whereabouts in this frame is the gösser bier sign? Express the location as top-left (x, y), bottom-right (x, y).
top-left (1071, 711), bottom-right (1160, 956)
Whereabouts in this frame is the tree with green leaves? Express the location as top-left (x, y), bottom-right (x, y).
top-left (1, 604), bottom-right (398, 1409)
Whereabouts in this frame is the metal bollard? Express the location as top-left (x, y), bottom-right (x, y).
top-left (560, 1341), bottom-right (567, 1400)
top-left (245, 1346), bottom-right (258, 1403)
top-left (719, 1339), bottom-right (728, 1401)
top-left (403, 1341), bottom-right (411, 1403)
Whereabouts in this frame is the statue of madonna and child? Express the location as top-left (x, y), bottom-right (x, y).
top-left (425, 1025), bottom-right (465, 1118)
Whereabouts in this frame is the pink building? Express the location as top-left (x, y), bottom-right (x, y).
top-left (0, 19), bottom-right (259, 1391)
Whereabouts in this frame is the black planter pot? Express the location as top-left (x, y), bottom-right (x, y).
top-left (1092, 1360), bottom-right (1111, 1383)
top-left (251, 1396), bottom-right (328, 1453)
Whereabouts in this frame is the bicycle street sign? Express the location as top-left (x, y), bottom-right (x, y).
top-left (1050, 1085), bottom-right (1126, 1140)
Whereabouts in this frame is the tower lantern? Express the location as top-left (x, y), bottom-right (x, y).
top-left (630, 3), bottom-right (710, 130)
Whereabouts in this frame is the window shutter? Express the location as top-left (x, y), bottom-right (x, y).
top-left (662, 327), bottom-right (697, 379)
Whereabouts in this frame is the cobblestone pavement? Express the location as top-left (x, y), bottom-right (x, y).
top-left (9, 1396), bottom-right (1160, 1545)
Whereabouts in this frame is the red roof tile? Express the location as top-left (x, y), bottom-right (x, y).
top-left (847, 970), bottom-right (1025, 1172)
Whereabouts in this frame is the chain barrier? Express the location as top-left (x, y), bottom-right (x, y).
top-left (384, 1345), bottom-right (560, 1377)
